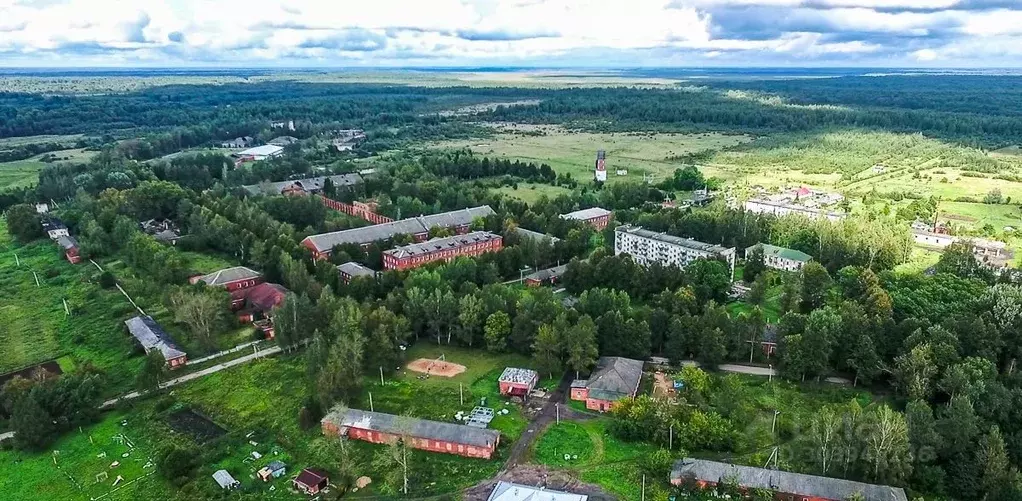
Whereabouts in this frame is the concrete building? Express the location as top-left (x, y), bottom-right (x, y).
top-left (124, 315), bottom-right (187, 369)
top-left (671, 458), bottom-right (908, 501)
top-left (382, 231), bottom-right (502, 271)
top-left (234, 144), bottom-right (284, 162)
top-left (487, 481), bottom-right (588, 501)
top-left (322, 408), bottom-right (501, 459)
top-left (302, 206), bottom-right (496, 260)
top-left (614, 225), bottom-right (736, 280)
top-left (570, 357), bottom-right (644, 412)
top-left (560, 207), bottom-right (612, 230)
top-left (911, 229), bottom-right (1010, 268)
top-left (746, 243), bottom-right (812, 272)
top-left (744, 198), bottom-right (846, 222)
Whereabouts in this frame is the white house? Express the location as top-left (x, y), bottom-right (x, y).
top-left (746, 243), bottom-right (812, 272)
top-left (615, 225), bottom-right (736, 280)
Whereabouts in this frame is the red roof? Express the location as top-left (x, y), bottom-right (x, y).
top-left (232, 283), bottom-right (289, 313)
top-left (795, 186), bottom-right (811, 196)
top-left (294, 468), bottom-right (329, 487)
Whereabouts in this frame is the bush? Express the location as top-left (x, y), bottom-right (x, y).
top-left (98, 271), bottom-right (116, 288)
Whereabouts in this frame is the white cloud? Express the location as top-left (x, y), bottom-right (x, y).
top-left (912, 48), bottom-right (939, 60)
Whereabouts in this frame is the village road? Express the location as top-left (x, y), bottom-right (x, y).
top-left (680, 360), bottom-right (852, 384)
top-left (503, 370), bottom-right (574, 469)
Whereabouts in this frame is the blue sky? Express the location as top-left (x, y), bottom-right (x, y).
top-left (2, 0), bottom-right (1022, 67)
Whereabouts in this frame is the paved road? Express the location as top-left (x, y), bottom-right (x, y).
top-left (102, 345), bottom-right (282, 408)
top-left (503, 371), bottom-right (574, 469)
top-left (680, 360), bottom-right (852, 384)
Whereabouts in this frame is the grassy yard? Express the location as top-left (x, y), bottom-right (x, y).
top-left (0, 148), bottom-right (96, 190)
top-left (494, 182), bottom-right (573, 204)
top-left (431, 124), bottom-right (752, 185)
top-left (0, 222), bottom-right (143, 387)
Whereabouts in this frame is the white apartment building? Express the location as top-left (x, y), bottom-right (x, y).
top-left (744, 198), bottom-right (846, 222)
top-left (614, 225), bottom-right (736, 280)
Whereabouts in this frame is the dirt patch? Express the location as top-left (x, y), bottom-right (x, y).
top-left (167, 409), bottom-right (227, 444)
top-left (463, 465), bottom-right (616, 501)
top-left (652, 371), bottom-right (676, 398)
top-left (406, 357), bottom-right (466, 378)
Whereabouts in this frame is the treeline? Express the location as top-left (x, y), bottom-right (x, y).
top-left (482, 81), bottom-right (1022, 147)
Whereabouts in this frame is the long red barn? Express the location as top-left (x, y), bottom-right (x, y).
top-left (321, 408), bottom-right (500, 459)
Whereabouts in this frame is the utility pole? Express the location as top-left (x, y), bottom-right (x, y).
top-left (380, 366), bottom-right (384, 385)
top-left (669, 424), bottom-right (673, 450)
top-left (14, 253), bottom-right (19, 266)
top-left (460, 383), bottom-right (464, 406)
top-left (369, 392), bottom-right (374, 412)
top-left (641, 475), bottom-right (646, 501)
top-left (556, 403), bottom-right (560, 424)
top-left (771, 410), bottom-right (780, 435)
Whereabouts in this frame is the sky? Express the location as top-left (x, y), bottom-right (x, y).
top-left (1, 0), bottom-right (1022, 68)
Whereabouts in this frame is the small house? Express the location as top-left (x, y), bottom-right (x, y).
top-left (337, 262), bottom-right (376, 284)
top-left (124, 315), bottom-right (187, 368)
top-left (569, 357), bottom-right (644, 412)
top-left (231, 282), bottom-right (289, 338)
top-left (212, 469), bottom-right (240, 490)
top-left (55, 235), bottom-right (81, 264)
top-left (42, 217), bottom-right (69, 240)
top-left (257, 460), bottom-right (286, 482)
top-left (35, 203), bottom-right (49, 214)
top-left (523, 264), bottom-right (568, 287)
top-left (293, 468), bottom-right (329, 496)
top-left (498, 367), bottom-right (539, 398)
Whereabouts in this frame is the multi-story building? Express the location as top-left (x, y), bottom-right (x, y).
top-left (745, 243), bottom-right (812, 272)
top-left (614, 225), bottom-right (736, 280)
top-left (560, 207), bottom-right (612, 230)
top-left (301, 205), bottom-right (495, 260)
top-left (382, 231), bottom-right (502, 271)
top-left (744, 198), bottom-right (846, 222)
top-left (337, 261), bottom-right (376, 283)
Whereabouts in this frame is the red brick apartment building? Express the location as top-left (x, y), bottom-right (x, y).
top-left (321, 408), bottom-right (500, 459)
top-left (559, 207), bottom-right (612, 230)
top-left (671, 458), bottom-right (908, 501)
top-left (382, 231), bottom-right (502, 271)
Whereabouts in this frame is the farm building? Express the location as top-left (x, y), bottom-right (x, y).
top-left (671, 458), bottom-right (908, 501)
top-left (524, 264), bottom-right (568, 287)
top-left (231, 282), bottom-right (289, 338)
top-left (337, 261), bottom-right (376, 283)
top-left (498, 368), bottom-right (539, 397)
top-left (382, 231), bottom-right (503, 271)
top-left (321, 408), bottom-right (501, 459)
top-left (745, 243), bottom-right (812, 272)
top-left (487, 481), bottom-right (588, 501)
top-left (570, 357), bottom-right (644, 412)
top-left (235, 144), bottom-right (284, 161)
top-left (257, 460), bottom-right (287, 481)
top-left (293, 468), bottom-right (329, 496)
top-left (124, 315), bottom-right (187, 368)
top-left (55, 235), bottom-right (81, 264)
top-left (190, 266), bottom-right (264, 293)
top-left (560, 207), bottom-right (612, 230)
top-left (242, 174), bottom-right (363, 196)
top-left (302, 205), bottom-right (496, 259)
top-left (212, 469), bottom-right (240, 489)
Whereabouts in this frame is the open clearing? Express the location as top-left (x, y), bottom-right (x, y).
top-left (431, 124), bottom-right (753, 184)
top-left (406, 357), bottom-right (468, 377)
top-left (0, 148), bottom-right (97, 190)
top-left (494, 183), bottom-right (572, 204)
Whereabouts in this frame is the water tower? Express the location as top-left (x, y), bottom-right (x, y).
top-left (594, 150), bottom-right (607, 183)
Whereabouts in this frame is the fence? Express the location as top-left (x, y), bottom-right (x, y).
top-left (318, 196), bottom-right (393, 225)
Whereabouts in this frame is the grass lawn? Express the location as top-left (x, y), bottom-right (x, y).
top-left (0, 223), bottom-right (143, 389)
top-left (494, 182), bottom-right (573, 204)
top-left (431, 125), bottom-right (752, 185)
top-left (726, 284), bottom-right (783, 323)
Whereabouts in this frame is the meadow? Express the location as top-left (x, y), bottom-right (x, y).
top-left (431, 124), bottom-right (752, 185)
top-left (0, 148), bottom-right (97, 190)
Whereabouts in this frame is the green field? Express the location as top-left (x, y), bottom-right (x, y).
top-left (0, 148), bottom-right (97, 190)
top-left (0, 221), bottom-right (142, 383)
top-left (432, 124), bottom-right (752, 185)
top-left (494, 182), bottom-right (573, 204)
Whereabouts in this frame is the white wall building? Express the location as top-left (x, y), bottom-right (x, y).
top-left (744, 198), bottom-right (846, 222)
top-left (745, 243), bottom-right (812, 272)
top-left (614, 225), bottom-right (736, 280)
top-left (236, 144), bottom-right (284, 161)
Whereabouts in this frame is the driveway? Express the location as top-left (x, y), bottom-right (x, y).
top-left (503, 370), bottom-right (574, 469)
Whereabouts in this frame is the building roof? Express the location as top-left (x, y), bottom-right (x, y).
top-left (233, 283), bottom-right (289, 312)
top-left (212, 470), bottom-right (239, 489)
top-left (560, 207), bottom-right (611, 221)
top-left (153, 229), bottom-right (181, 242)
top-left (55, 235), bottom-right (79, 250)
top-left (242, 174), bottom-right (363, 196)
top-left (194, 266), bottom-right (262, 287)
top-left (746, 199), bottom-right (845, 219)
top-left (124, 315), bottom-right (186, 361)
top-left (747, 243), bottom-right (812, 263)
top-left (266, 460), bottom-right (286, 471)
top-left (584, 357), bottom-right (644, 402)
top-left (323, 408), bottom-right (500, 448)
top-left (514, 227), bottom-right (561, 245)
top-left (487, 481), bottom-right (588, 501)
top-left (294, 468), bottom-right (329, 487)
top-left (499, 367), bottom-right (539, 385)
top-left (616, 225), bottom-right (734, 255)
top-left (383, 231), bottom-right (500, 259)
top-left (237, 144), bottom-right (284, 157)
top-left (671, 459), bottom-right (908, 501)
top-left (303, 206), bottom-right (496, 252)
top-left (267, 136), bottom-right (298, 146)
top-left (42, 217), bottom-right (67, 231)
top-left (337, 261), bottom-right (376, 278)
top-left (524, 264), bottom-right (568, 282)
